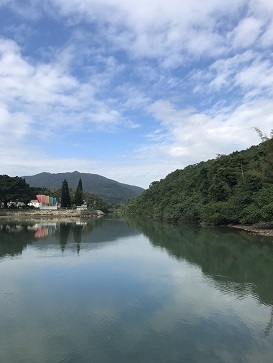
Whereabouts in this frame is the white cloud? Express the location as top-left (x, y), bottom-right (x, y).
top-left (250, 0), bottom-right (273, 17)
top-left (0, 35), bottom-right (143, 184)
top-left (3, 0), bottom-right (273, 63)
top-left (0, 37), bottom-right (135, 134)
top-left (34, 0), bottom-right (273, 65)
top-left (260, 20), bottom-right (273, 46)
top-left (189, 49), bottom-right (273, 103)
top-left (235, 59), bottom-right (273, 94)
top-left (230, 17), bottom-right (263, 49)
top-left (206, 51), bottom-right (256, 91)
top-left (145, 99), bottom-right (273, 173)
top-left (1, 0), bottom-right (273, 188)
top-left (9, 0), bottom-right (242, 63)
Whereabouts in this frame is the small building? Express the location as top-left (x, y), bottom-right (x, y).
top-left (28, 200), bottom-right (40, 209)
top-left (35, 194), bottom-right (58, 210)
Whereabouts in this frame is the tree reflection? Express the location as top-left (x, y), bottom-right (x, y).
top-left (265, 307), bottom-right (273, 336)
top-left (0, 222), bottom-right (34, 259)
top-left (59, 223), bottom-right (71, 252)
top-left (73, 224), bottom-right (83, 243)
top-left (72, 224), bottom-right (83, 254)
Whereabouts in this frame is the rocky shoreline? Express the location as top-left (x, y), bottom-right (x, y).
top-left (229, 223), bottom-right (273, 237)
top-left (0, 209), bottom-right (105, 222)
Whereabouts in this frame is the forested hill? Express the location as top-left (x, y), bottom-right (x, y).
top-left (124, 138), bottom-right (273, 225)
top-left (23, 171), bottom-right (144, 205)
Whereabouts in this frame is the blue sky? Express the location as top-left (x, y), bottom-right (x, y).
top-left (1, 0), bottom-right (273, 188)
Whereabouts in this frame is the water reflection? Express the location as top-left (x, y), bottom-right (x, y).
top-left (0, 220), bottom-right (96, 258)
top-left (0, 217), bottom-right (140, 258)
top-left (1, 217), bottom-right (273, 308)
top-left (126, 217), bottom-right (273, 306)
top-left (126, 217), bottom-right (273, 339)
top-left (0, 222), bottom-right (33, 258)
top-left (0, 216), bottom-right (273, 362)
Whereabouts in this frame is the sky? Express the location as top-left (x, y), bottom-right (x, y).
top-left (1, 0), bottom-right (273, 188)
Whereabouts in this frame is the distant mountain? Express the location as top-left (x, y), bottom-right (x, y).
top-left (23, 171), bottom-right (144, 205)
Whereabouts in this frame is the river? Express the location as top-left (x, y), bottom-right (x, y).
top-left (0, 216), bottom-right (273, 362)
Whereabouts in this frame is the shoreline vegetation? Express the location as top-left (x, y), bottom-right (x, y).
top-left (123, 135), bottom-right (273, 237)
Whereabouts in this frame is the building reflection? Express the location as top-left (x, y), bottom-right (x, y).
top-left (27, 223), bottom-right (57, 239)
top-left (0, 221), bottom-right (90, 257)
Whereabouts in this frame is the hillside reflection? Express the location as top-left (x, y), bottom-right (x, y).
top-left (1, 216), bottom-right (273, 359)
top-left (126, 217), bottom-right (273, 309)
top-left (2, 216), bottom-right (273, 313)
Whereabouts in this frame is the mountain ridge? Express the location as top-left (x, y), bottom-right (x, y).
top-left (23, 171), bottom-right (144, 205)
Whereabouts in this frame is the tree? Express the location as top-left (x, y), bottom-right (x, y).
top-left (254, 127), bottom-right (273, 181)
top-left (61, 179), bottom-right (71, 208)
top-left (0, 175), bottom-right (32, 207)
top-left (74, 178), bottom-right (84, 206)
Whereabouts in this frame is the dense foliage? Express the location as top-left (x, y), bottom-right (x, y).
top-left (0, 175), bottom-right (41, 207)
top-left (124, 138), bottom-right (273, 225)
top-left (82, 191), bottom-right (110, 212)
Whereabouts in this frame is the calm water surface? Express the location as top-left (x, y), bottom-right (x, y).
top-left (0, 216), bottom-right (273, 363)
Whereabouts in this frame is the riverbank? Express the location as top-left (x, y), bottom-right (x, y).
top-left (0, 209), bottom-right (105, 222)
top-left (1, 210), bottom-right (273, 237)
top-left (229, 223), bottom-right (273, 237)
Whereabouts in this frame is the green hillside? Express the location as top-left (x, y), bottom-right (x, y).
top-left (23, 171), bottom-right (144, 205)
top-left (124, 138), bottom-right (273, 225)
